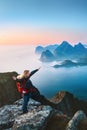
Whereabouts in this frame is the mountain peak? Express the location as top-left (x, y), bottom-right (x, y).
top-left (74, 42), bottom-right (85, 49)
top-left (58, 41), bottom-right (73, 50)
top-left (78, 42), bottom-right (84, 46)
top-left (60, 41), bottom-right (73, 48)
top-left (40, 50), bottom-right (55, 62)
top-left (35, 46), bottom-right (44, 54)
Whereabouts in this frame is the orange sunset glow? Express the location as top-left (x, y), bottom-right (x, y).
top-left (0, 26), bottom-right (87, 45)
top-left (0, 0), bottom-right (87, 45)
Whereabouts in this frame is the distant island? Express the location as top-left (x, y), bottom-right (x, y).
top-left (53, 60), bottom-right (87, 68)
top-left (35, 41), bottom-right (87, 63)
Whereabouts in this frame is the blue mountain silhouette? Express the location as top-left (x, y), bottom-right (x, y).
top-left (35, 41), bottom-right (87, 62)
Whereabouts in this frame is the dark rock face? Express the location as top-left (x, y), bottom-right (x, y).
top-left (0, 72), bottom-right (20, 107)
top-left (77, 118), bottom-right (87, 130)
top-left (51, 91), bottom-right (87, 116)
top-left (44, 110), bottom-right (69, 130)
top-left (66, 110), bottom-right (86, 130)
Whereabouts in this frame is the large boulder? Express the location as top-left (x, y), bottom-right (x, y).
top-left (51, 91), bottom-right (87, 116)
top-left (0, 99), bottom-right (52, 130)
top-left (66, 110), bottom-right (87, 130)
top-left (43, 110), bottom-right (69, 130)
top-left (77, 118), bottom-right (87, 130)
top-left (0, 72), bottom-right (20, 107)
top-left (12, 106), bottom-right (51, 130)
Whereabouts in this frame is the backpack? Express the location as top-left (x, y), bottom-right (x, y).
top-left (16, 79), bottom-right (29, 94)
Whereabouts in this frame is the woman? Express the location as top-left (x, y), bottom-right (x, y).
top-left (13, 68), bottom-right (57, 114)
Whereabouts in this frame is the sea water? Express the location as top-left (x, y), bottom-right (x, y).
top-left (0, 45), bottom-right (87, 100)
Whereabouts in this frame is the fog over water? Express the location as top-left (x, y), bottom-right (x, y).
top-left (0, 45), bottom-right (87, 100)
top-left (0, 45), bottom-right (41, 73)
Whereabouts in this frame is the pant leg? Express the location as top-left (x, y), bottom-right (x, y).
top-left (37, 95), bottom-right (56, 107)
top-left (22, 94), bottom-right (30, 113)
top-left (31, 90), bottom-right (56, 108)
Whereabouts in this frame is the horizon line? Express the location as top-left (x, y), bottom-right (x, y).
top-left (0, 41), bottom-right (86, 46)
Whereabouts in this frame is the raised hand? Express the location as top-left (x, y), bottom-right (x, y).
top-left (12, 76), bottom-right (17, 80)
top-left (38, 67), bottom-right (41, 70)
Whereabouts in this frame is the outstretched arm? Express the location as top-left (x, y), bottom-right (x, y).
top-left (29, 67), bottom-right (41, 77)
top-left (12, 76), bottom-right (23, 82)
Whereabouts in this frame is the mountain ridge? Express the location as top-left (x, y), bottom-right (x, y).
top-left (35, 41), bottom-right (87, 62)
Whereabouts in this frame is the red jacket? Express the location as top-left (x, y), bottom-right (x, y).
top-left (16, 69), bottom-right (39, 94)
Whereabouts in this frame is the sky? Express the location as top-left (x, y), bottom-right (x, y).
top-left (0, 0), bottom-right (87, 45)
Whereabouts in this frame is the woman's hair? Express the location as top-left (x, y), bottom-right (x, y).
top-left (17, 70), bottom-right (29, 79)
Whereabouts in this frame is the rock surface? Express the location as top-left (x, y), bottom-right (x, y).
top-left (0, 91), bottom-right (87, 130)
top-left (51, 91), bottom-right (87, 116)
top-left (13, 106), bottom-right (51, 130)
top-left (0, 99), bottom-right (52, 130)
top-left (66, 110), bottom-right (86, 130)
top-left (77, 118), bottom-right (87, 130)
top-left (0, 72), bottom-right (20, 107)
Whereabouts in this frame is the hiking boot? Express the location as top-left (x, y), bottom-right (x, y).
top-left (18, 110), bottom-right (28, 115)
top-left (23, 110), bottom-right (28, 114)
